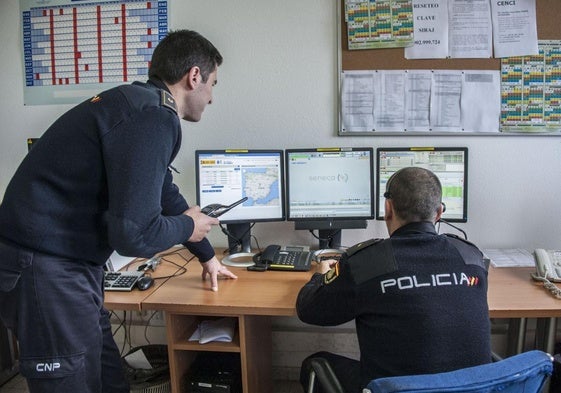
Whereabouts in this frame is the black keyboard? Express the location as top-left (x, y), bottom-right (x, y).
top-left (104, 271), bottom-right (143, 291)
top-left (268, 250), bottom-right (313, 271)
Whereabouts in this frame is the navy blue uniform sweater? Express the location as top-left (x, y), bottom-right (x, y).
top-left (0, 79), bottom-right (214, 264)
top-left (297, 222), bottom-right (491, 388)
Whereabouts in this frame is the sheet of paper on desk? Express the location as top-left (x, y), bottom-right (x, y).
top-left (106, 251), bottom-right (136, 271)
top-left (483, 249), bottom-right (535, 267)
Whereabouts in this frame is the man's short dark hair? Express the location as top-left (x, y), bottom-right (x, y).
top-left (385, 167), bottom-right (442, 222)
top-left (149, 30), bottom-right (223, 84)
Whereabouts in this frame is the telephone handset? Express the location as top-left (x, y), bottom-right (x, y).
top-left (255, 244), bottom-right (282, 264)
top-left (532, 249), bottom-right (561, 282)
top-left (249, 245), bottom-right (312, 272)
top-left (531, 249), bottom-right (561, 299)
top-left (246, 245), bottom-right (282, 271)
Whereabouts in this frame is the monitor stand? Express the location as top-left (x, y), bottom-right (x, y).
top-left (295, 219), bottom-right (368, 250)
top-left (317, 229), bottom-right (342, 249)
top-left (220, 223), bottom-right (256, 267)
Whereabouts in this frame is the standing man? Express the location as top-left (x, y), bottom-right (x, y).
top-left (0, 30), bottom-right (236, 393)
top-left (297, 167), bottom-right (491, 393)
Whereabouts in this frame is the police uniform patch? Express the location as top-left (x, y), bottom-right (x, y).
top-left (323, 262), bottom-right (340, 284)
top-left (161, 90), bottom-right (177, 113)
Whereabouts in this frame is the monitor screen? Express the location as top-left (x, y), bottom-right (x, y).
top-left (285, 147), bottom-right (375, 248)
top-left (195, 150), bottom-right (285, 262)
top-left (376, 147), bottom-right (468, 222)
top-left (196, 149), bottom-right (285, 223)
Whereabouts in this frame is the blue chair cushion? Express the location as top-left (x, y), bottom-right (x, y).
top-left (366, 350), bottom-right (553, 393)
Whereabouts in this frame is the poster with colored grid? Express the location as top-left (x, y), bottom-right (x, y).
top-left (21, 0), bottom-right (168, 105)
top-left (345, 0), bottom-right (413, 50)
top-left (500, 40), bottom-right (561, 133)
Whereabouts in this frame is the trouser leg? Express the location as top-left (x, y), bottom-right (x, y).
top-left (0, 241), bottom-right (129, 393)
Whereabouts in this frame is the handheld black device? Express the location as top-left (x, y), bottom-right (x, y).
top-left (201, 197), bottom-right (248, 218)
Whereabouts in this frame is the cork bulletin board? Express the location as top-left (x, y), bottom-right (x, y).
top-left (337, 0), bottom-right (561, 135)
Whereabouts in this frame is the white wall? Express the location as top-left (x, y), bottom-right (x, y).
top-left (2, 0), bottom-right (561, 253)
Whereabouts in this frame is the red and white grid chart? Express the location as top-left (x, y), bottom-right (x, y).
top-left (21, 0), bottom-right (168, 105)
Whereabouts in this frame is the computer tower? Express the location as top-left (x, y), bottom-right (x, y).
top-left (184, 352), bottom-right (241, 393)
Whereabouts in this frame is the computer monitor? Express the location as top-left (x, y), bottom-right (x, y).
top-left (285, 147), bottom-right (375, 249)
top-left (195, 149), bottom-right (285, 265)
top-left (376, 147), bottom-right (468, 222)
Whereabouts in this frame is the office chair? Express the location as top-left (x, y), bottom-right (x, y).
top-left (306, 350), bottom-right (553, 393)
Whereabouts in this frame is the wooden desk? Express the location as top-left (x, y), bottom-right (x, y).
top-left (104, 248), bottom-right (194, 311)
top-left (105, 255), bottom-right (561, 393)
top-left (143, 261), bottom-right (312, 316)
top-left (488, 266), bottom-right (560, 355)
top-left (488, 266), bottom-right (561, 318)
top-left (142, 261), bottom-right (314, 393)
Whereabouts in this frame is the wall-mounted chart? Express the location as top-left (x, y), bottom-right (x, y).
top-left (500, 40), bottom-right (561, 132)
top-left (345, 0), bottom-right (414, 50)
top-left (21, 0), bottom-right (168, 105)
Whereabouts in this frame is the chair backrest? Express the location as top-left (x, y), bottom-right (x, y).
top-left (365, 350), bottom-right (553, 393)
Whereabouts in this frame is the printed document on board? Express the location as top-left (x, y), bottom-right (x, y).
top-left (341, 69), bottom-right (500, 133)
top-left (405, 70), bottom-right (432, 131)
top-left (461, 70), bottom-right (500, 133)
top-left (407, 0), bottom-right (493, 59)
top-left (375, 71), bottom-right (406, 132)
top-left (340, 71), bottom-right (376, 132)
top-left (405, 0), bottom-right (448, 59)
top-left (490, 0), bottom-right (538, 58)
top-left (429, 70), bottom-right (462, 132)
top-left (448, 0), bottom-right (492, 58)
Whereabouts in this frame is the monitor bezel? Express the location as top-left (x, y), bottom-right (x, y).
top-left (195, 149), bottom-right (286, 225)
top-left (376, 147), bottom-right (469, 223)
top-left (285, 147), bottom-right (375, 223)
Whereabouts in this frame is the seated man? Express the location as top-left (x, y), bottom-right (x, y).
top-left (297, 167), bottom-right (491, 393)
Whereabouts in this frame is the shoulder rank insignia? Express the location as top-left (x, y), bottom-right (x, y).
top-left (323, 262), bottom-right (340, 285)
top-left (443, 233), bottom-right (478, 248)
top-left (161, 90), bottom-right (177, 113)
top-left (90, 95), bottom-right (101, 103)
top-left (346, 238), bottom-right (383, 257)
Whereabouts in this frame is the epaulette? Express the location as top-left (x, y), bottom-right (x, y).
top-left (347, 238), bottom-right (398, 285)
top-left (443, 233), bottom-right (479, 249)
top-left (346, 238), bottom-right (384, 257)
top-left (444, 233), bottom-right (486, 269)
top-left (160, 90), bottom-right (177, 113)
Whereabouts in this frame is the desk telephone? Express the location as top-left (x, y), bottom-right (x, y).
top-left (250, 245), bottom-right (312, 272)
top-left (531, 249), bottom-right (561, 299)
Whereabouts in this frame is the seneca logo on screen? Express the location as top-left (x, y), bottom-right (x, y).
top-left (308, 173), bottom-right (348, 183)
